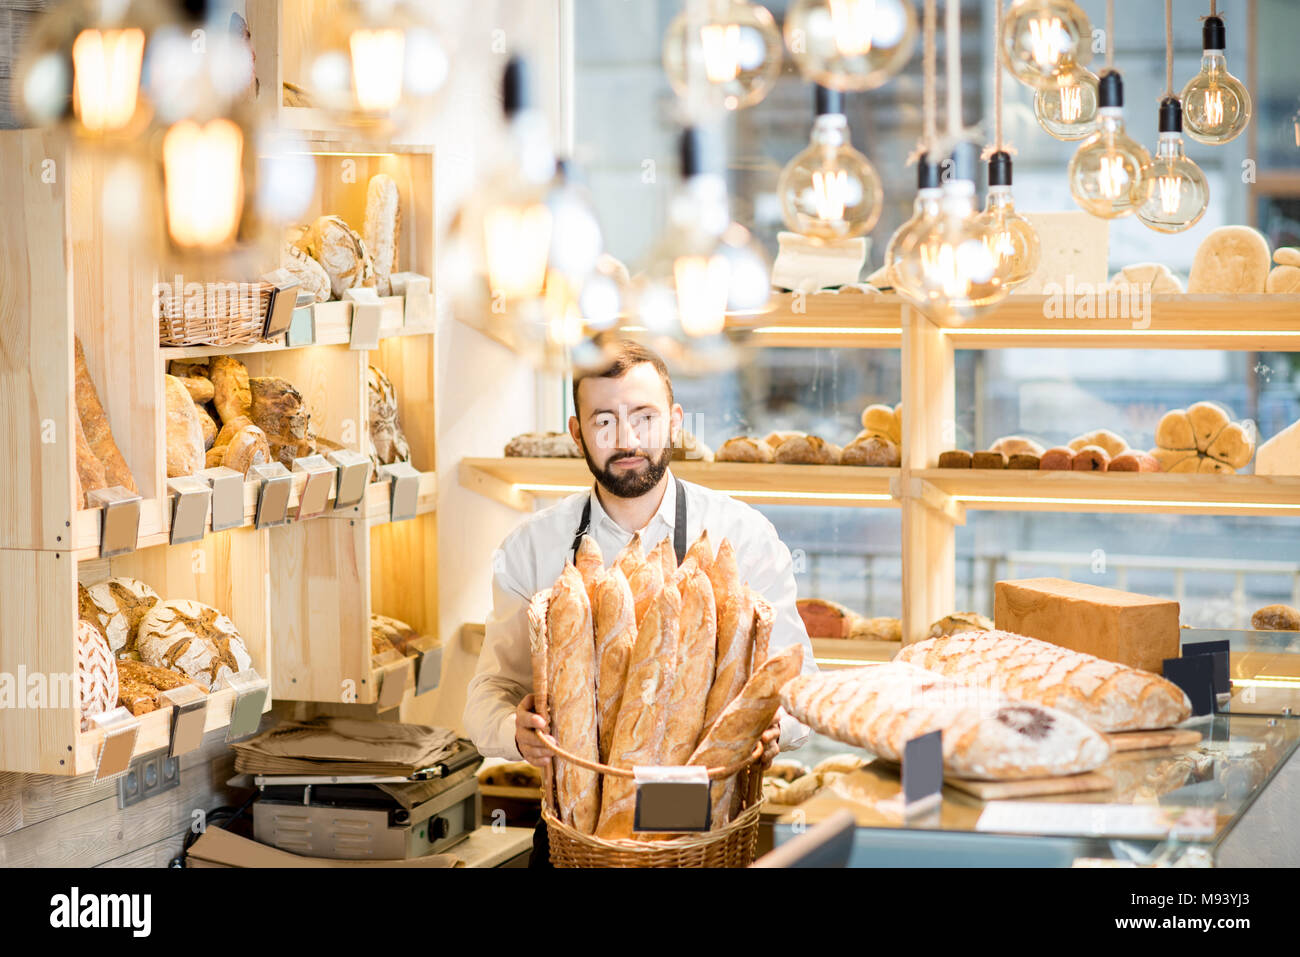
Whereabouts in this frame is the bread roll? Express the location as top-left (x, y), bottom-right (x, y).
top-left (1206, 422), bottom-right (1254, 470)
top-left (363, 173), bottom-right (401, 296)
top-left (661, 568), bottom-right (717, 766)
top-left (1266, 265), bottom-right (1300, 293)
top-left (1109, 451), bottom-right (1160, 472)
top-left (1072, 445), bottom-right (1110, 471)
top-left (938, 450), bottom-right (973, 468)
top-left (715, 436), bottom-right (775, 463)
top-left (773, 434), bottom-right (837, 465)
top-left (972, 451), bottom-right (1007, 469)
top-left (210, 356), bottom-right (252, 425)
top-left (1109, 262), bottom-right (1184, 294)
top-left (1275, 247), bottom-right (1300, 267)
top-left (690, 644), bottom-right (803, 826)
top-left (180, 376), bottom-right (216, 405)
top-left (990, 435), bottom-right (1046, 458)
top-left (594, 568), bottom-right (637, 764)
top-left (1187, 401), bottom-right (1230, 452)
top-left (1169, 454), bottom-right (1202, 473)
top-left (1252, 604), bottom-right (1300, 631)
top-left (861, 404), bottom-right (901, 444)
top-left (1155, 409), bottom-right (1196, 451)
top-left (1039, 446), bottom-right (1075, 470)
top-left (1187, 225), bottom-right (1271, 294)
top-left (781, 662), bottom-right (1111, 779)
top-left (546, 564), bottom-right (601, 833)
top-left (74, 338), bottom-right (136, 493)
top-left (1150, 447), bottom-right (1197, 472)
top-left (1198, 456), bottom-right (1234, 474)
top-left (896, 629), bottom-right (1193, 732)
top-left (223, 424), bottom-right (272, 475)
top-left (74, 410), bottom-right (107, 508)
top-left (164, 374), bottom-right (206, 477)
top-left (842, 435), bottom-right (900, 467)
top-left (1068, 429), bottom-right (1128, 458)
top-left (597, 585), bottom-right (682, 839)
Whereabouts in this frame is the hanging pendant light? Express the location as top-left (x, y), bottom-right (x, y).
top-left (1136, 98), bottom-right (1210, 233)
top-left (975, 151), bottom-right (1040, 289)
top-left (1000, 0), bottom-right (1092, 90)
top-left (1068, 70), bottom-right (1150, 219)
top-left (778, 85), bottom-right (882, 241)
top-left (1180, 12), bottom-right (1251, 145)
top-left (884, 154), bottom-right (943, 295)
top-left (1034, 63), bottom-right (1099, 140)
top-left (662, 0), bottom-right (782, 111)
top-left (784, 0), bottom-right (918, 92)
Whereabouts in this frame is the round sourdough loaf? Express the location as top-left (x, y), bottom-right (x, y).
top-left (81, 577), bottom-right (160, 655)
top-left (137, 599), bottom-right (252, 685)
top-left (76, 620), bottom-right (119, 728)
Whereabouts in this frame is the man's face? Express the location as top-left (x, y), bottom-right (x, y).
top-left (569, 363), bottom-right (682, 499)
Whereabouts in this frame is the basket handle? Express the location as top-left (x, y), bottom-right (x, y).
top-left (534, 730), bottom-right (763, 780)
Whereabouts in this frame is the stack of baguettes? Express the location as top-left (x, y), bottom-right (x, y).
top-left (527, 530), bottom-right (804, 840)
top-left (893, 629), bottom-right (1192, 732)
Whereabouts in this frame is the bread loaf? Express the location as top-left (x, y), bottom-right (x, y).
top-left (1039, 446), bottom-right (1074, 470)
top-left (752, 592), bottom-right (775, 667)
top-left (690, 644), bottom-right (803, 826)
top-left (223, 424), bottom-right (272, 475)
top-left (367, 365), bottom-right (411, 468)
top-left (703, 588), bottom-right (757, 740)
top-left (574, 534), bottom-right (603, 607)
top-left (503, 431), bottom-right (581, 457)
top-left (546, 564), bottom-right (601, 833)
top-left (781, 662), bottom-right (1111, 779)
top-left (249, 376), bottom-right (317, 466)
top-left (74, 338), bottom-right (136, 493)
top-left (74, 410), bottom-right (107, 508)
top-left (205, 446), bottom-right (227, 469)
top-left (283, 241), bottom-right (332, 302)
top-left (972, 451), bottom-right (1007, 469)
top-left (1187, 225), bottom-right (1270, 294)
top-left (796, 598), bottom-right (854, 638)
top-left (707, 538), bottom-right (741, 616)
top-left (651, 537), bottom-right (676, 582)
top-left (180, 376), bottom-right (216, 405)
top-left (370, 614), bottom-right (419, 655)
top-left (842, 435), bottom-right (900, 466)
top-left (116, 658), bottom-right (208, 716)
top-left (137, 599), bottom-right (252, 685)
top-left (76, 620), bottom-right (118, 729)
top-left (660, 568), bottom-right (717, 765)
top-left (938, 450), bottom-right (973, 468)
top-left (364, 174), bottom-right (401, 296)
top-left (895, 629), bottom-right (1193, 731)
top-left (525, 589), bottom-right (553, 797)
top-left (627, 548), bottom-right (664, 629)
top-left (196, 406), bottom-right (218, 450)
top-left (614, 532), bottom-right (644, 583)
top-left (715, 437), bottom-right (775, 463)
top-left (209, 356), bottom-right (251, 426)
top-left (594, 567), bottom-right (637, 764)
top-left (302, 215), bottom-right (376, 299)
top-left (597, 585), bottom-right (683, 839)
top-left (81, 577), bottom-right (160, 655)
top-left (164, 374), bottom-right (206, 477)
top-left (774, 434), bottom-right (838, 465)
top-left (683, 529), bottom-right (713, 577)
top-left (763, 430), bottom-right (805, 449)
top-left (1252, 604), bottom-right (1300, 631)
top-left (849, 616), bottom-right (902, 641)
top-left (990, 435), bottom-right (1046, 458)
top-left (927, 611), bottom-right (993, 638)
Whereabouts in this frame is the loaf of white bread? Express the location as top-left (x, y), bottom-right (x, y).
top-left (894, 629), bottom-right (1192, 732)
top-left (781, 662), bottom-right (1111, 780)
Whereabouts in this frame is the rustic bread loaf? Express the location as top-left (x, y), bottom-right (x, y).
top-left (546, 564), bottom-right (601, 833)
top-left (782, 661), bottom-right (1112, 779)
top-left (774, 434), bottom-right (838, 465)
top-left (367, 365), bottom-right (411, 468)
top-left (928, 612), bottom-right (993, 639)
top-left (938, 450), bottom-right (973, 468)
top-left (137, 599), bottom-right (252, 685)
top-left (223, 424), bottom-right (273, 475)
top-left (895, 629), bottom-right (1192, 731)
top-left (594, 567), bottom-right (637, 765)
top-left (842, 434), bottom-right (900, 466)
top-left (363, 174), bottom-right (401, 296)
top-left (661, 568), bottom-right (717, 766)
top-left (180, 376), bottom-right (216, 405)
top-left (196, 406), bottom-right (218, 450)
top-left (249, 375), bottom-right (317, 467)
top-left (74, 410), bottom-right (107, 508)
top-left (283, 241), bottom-right (332, 302)
top-left (1252, 604), bottom-right (1300, 631)
top-left (503, 431), bottom-right (581, 458)
top-left (707, 538), bottom-right (741, 617)
top-left (116, 658), bottom-right (208, 716)
top-left (796, 598), bottom-right (854, 638)
top-left (849, 616), bottom-right (902, 641)
top-left (164, 374), bottom-right (206, 477)
top-left (715, 436), bottom-right (775, 463)
top-left (763, 430), bottom-right (805, 449)
top-left (370, 614), bottom-right (419, 655)
top-left (302, 215), bottom-right (376, 299)
top-left (81, 577), bottom-right (160, 655)
top-left (76, 620), bottom-right (118, 730)
top-left (209, 356), bottom-right (252, 424)
top-left (74, 337), bottom-right (136, 493)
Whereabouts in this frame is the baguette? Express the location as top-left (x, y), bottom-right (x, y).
top-left (627, 548), bottom-right (664, 629)
top-left (707, 538), bottom-right (741, 616)
top-left (689, 644), bottom-right (803, 827)
top-left (525, 589), bottom-right (554, 806)
top-left (546, 564), bottom-right (600, 833)
top-left (74, 409), bottom-right (107, 507)
top-left (781, 662), bottom-right (1111, 779)
top-left (363, 173), bottom-right (401, 296)
top-left (683, 529), bottom-right (714, 577)
top-left (575, 534), bottom-right (603, 606)
top-left (751, 592), bottom-right (775, 668)
top-left (661, 568), bottom-right (717, 766)
top-left (701, 588), bottom-right (756, 737)
top-left (652, 537), bottom-right (676, 581)
top-left (614, 532), bottom-right (644, 582)
top-left (894, 629), bottom-right (1192, 731)
top-left (593, 567), bottom-right (637, 764)
top-left (596, 585), bottom-right (683, 839)
top-left (74, 338), bottom-right (137, 493)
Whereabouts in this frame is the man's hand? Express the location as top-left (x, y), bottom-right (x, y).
top-left (514, 694), bottom-right (553, 768)
top-left (758, 717), bottom-right (781, 770)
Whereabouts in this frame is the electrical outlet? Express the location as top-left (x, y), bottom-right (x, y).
top-left (118, 751), bottom-right (180, 808)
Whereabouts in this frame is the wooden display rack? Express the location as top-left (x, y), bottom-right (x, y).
top-left (459, 291), bottom-right (1300, 647)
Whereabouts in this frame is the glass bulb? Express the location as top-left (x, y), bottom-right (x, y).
top-left (662, 0), bottom-right (782, 110)
top-left (1181, 51), bottom-right (1251, 145)
top-left (778, 113), bottom-right (882, 240)
top-left (1068, 107), bottom-right (1150, 218)
top-left (1000, 0), bottom-right (1091, 90)
top-left (974, 186), bottom-right (1041, 289)
top-left (884, 185), bottom-right (942, 296)
top-left (894, 177), bottom-right (1008, 321)
top-left (162, 118), bottom-right (245, 249)
top-left (1136, 131), bottom-right (1210, 234)
top-left (784, 0), bottom-right (918, 92)
top-left (1033, 64), bottom-right (1099, 140)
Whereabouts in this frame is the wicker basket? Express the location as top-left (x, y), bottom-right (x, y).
top-left (536, 733), bottom-right (765, 868)
top-left (157, 281), bottom-right (275, 346)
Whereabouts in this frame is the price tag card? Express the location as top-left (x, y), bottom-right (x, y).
top-left (902, 729), bottom-right (943, 810)
top-left (198, 466), bottom-right (244, 531)
top-left (328, 449), bottom-right (371, 511)
top-left (167, 476), bottom-right (211, 544)
top-left (379, 461), bottom-right (421, 522)
top-left (1182, 639), bottom-right (1231, 695)
top-left (1164, 655), bottom-right (1216, 716)
top-left (160, 684), bottom-right (208, 757)
top-left (217, 669), bottom-right (268, 741)
top-left (292, 454), bottom-right (334, 520)
top-left (286, 305), bottom-right (315, 348)
top-left (90, 707), bottom-right (139, 782)
top-left (633, 766), bottom-right (711, 833)
top-left (377, 659), bottom-right (412, 710)
top-left (88, 486), bottom-right (141, 558)
top-left (345, 288), bottom-right (383, 350)
top-left (249, 462), bottom-right (292, 528)
top-left (414, 642), bottom-right (442, 696)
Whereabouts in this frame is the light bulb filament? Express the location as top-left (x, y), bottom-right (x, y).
top-left (350, 28), bottom-right (406, 112)
top-left (1028, 17), bottom-right (1066, 69)
top-left (1157, 174), bottom-right (1183, 215)
top-left (484, 204), bottom-right (552, 300)
top-left (983, 229), bottom-right (1016, 266)
top-left (830, 0), bottom-right (875, 56)
top-left (1098, 154), bottom-right (1127, 199)
top-left (811, 169), bottom-right (849, 220)
top-left (1204, 87), bottom-right (1224, 127)
top-left (1059, 82), bottom-right (1082, 123)
top-left (673, 255), bottom-right (730, 337)
top-left (700, 23), bottom-right (741, 82)
top-left (71, 27), bottom-right (145, 132)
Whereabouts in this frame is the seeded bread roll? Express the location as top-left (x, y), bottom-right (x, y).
top-left (1039, 446), bottom-right (1075, 470)
top-left (972, 451), bottom-right (1007, 469)
top-left (1071, 445), bottom-right (1110, 471)
top-left (938, 450), bottom-right (973, 468)
top-left (715, 436), bottom-right (775, 463)
top-left (1252, 604), bottom-right (1300, 631)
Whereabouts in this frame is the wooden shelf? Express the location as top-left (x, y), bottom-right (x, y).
top-left (916, 469), bottom-right (1300, 517)
top-left (810, 637), bottom-right (898, 669)
top-left (330, 471), bottom-right (438, 526)
top-left (458, 458), bottom-right (900, 510)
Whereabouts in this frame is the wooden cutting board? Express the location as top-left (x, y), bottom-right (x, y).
top-left (1106, 728), bottom-right (1201, 752)
top-left (943, 770), bottom-right (1113, 800)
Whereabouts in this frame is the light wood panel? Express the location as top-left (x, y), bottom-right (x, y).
top-left (0, 130), bottom-right (75, 550)
top-left (268, 517), bottom-right (372, 704)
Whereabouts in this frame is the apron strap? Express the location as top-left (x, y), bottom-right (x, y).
top-left (570, 495), bottom-right (593, 563)
top-left (571, 478), bottom-right (688, 564)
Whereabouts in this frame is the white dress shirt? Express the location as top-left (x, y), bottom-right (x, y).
top-left (463, 468), bottom-right (818, 760)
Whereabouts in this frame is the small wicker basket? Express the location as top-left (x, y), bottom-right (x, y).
top-left (536, 732), bottom-right (765, 868)
top-left (157, 281), bottom-right (275, 346)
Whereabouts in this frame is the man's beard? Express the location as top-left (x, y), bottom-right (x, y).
top-left (582, 444), bottom-right (673, 498)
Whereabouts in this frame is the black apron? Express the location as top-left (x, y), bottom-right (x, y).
top-left (529, 478), bottom-right (688, 868)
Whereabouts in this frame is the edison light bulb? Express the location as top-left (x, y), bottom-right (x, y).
top-left (1068, 71), bottom-right (1150, 219)
top-left (662, 0), bottom-right (782, 110)
top-left (1136, 98), bottom-right (1210, 234)
top-left (894, 145), bottom-right (1007, 320)
top-left (1034, 63), bottom-right (1099, 141)
top-left (162, 118), bottom-right (245, 249)
top-left (778, 86), bottom-right (882, 241)
top-left (784, 0), bottom-right (917, 92)
top-left (974, 152), bottom-right (1040, 290)
top-left (884, 155), bottom-right (942, 296)
top-left (1180, 15), bottom-right (1251, 146)
top-left (1000, 0), bottom-right (1091, 90)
